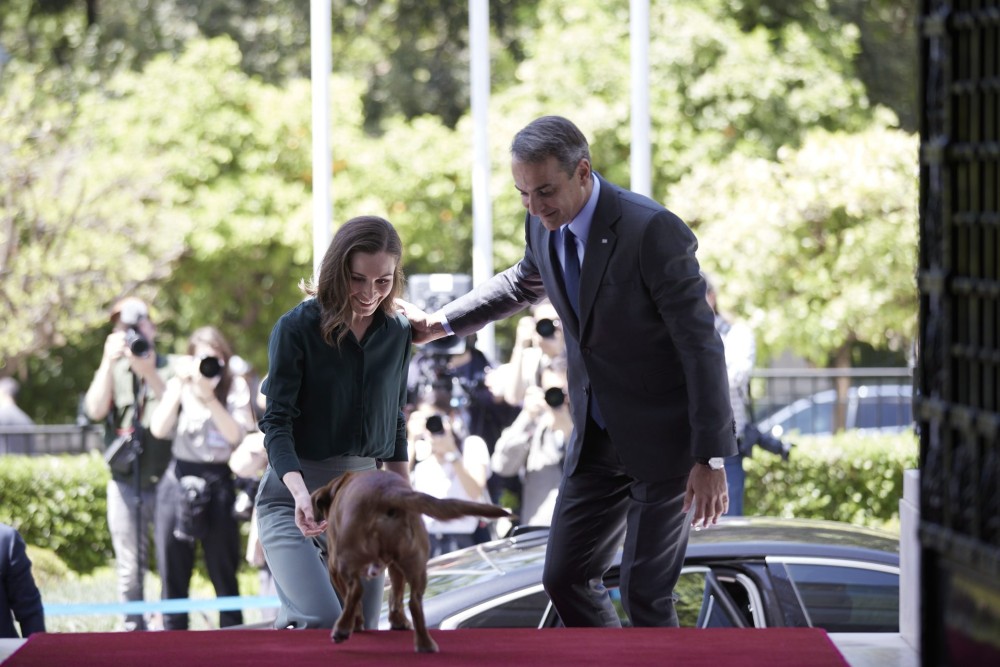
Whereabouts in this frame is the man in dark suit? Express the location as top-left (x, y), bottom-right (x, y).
top-left (399, 115), bottom-right (736, 627)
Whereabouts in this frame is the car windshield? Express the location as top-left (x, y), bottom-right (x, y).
top-left (423, 538), bottom-right (547, 597)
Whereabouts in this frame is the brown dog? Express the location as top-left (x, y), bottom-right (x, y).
top-left (310, 469), bottom-right (510, 653)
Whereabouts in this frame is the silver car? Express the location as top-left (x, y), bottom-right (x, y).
top-left (380, 517), bottom-right (900, 633)
top-left (757, 384), bottom-right (914, 438)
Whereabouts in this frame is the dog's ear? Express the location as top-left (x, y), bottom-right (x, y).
top-left (310, 471), bottom-right (356, 521)
top-left (311, 481), bottom-right (335, 522)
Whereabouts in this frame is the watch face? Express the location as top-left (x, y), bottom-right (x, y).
top-left (708, 457), bottom-right (725, 470)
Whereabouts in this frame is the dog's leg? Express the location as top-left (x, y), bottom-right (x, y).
top-left (386, 563), bottom-right (412, 631)
top-left (332, 577), bottom-right (364, 644)
top-left (405, 565), bottom-right (438, 653)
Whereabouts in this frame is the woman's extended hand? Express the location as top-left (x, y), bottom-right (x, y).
top-left (283, 471), bottom-right (327, 537)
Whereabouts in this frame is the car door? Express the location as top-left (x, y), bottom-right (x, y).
top-left (766, 557), bottom-right (900, 632)
top-left (443, 564), bottom-right (765, 630)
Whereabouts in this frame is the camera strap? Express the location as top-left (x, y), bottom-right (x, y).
top-left (739, 380), bottom-right (757, 424)
top-left (132, 373), bottom-right (147, 440)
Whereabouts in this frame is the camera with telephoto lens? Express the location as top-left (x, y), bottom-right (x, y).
top-left (198, 356), bottom-right (224, 378)
top-left (124, 327), bottom-right (150, 356)
top-left (535, 318), bottom-right (557, 338)
top-left (739, 423), bottom-right (793, 460)
top-left (543, 387), bottom-right (566, 408)
top-left (425, 414), bottom-right (445, 435)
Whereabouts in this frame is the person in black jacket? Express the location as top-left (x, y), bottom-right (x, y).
top-left (399, 116), bottom-right (735, 628)
top-left (0, 522), bottom-right (45, 638)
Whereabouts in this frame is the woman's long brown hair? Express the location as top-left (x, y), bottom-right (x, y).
top-left (300, 215), bottom-right (405, 347)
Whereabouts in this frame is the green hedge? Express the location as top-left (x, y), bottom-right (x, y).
top-left (0, 452), bottom-right (112, 574)
top-left (743, 431), bottom-right (918, 529)
top-left (0, 433), bottom-right (918, 575)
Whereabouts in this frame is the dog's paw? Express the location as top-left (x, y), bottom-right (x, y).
top-left (331, 628), bottom-right (352, 644)
top-left (388, 610), bottom-right (412, 631)
top-left (415, 638), bottom-right (439, 653)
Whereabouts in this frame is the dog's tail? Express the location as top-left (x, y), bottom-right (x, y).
top-left (403, 491), bottom-right (510, 522)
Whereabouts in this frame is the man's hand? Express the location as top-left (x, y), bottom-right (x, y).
top-left (395, 298), bottom-right (449, 344)
top-left (683, 463), bottom-right (729, 529)
top-left (127, 345), bottom-right (160, 382)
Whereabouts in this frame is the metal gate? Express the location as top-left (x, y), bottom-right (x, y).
top-left (918, 0), bottom-right (1000, 664)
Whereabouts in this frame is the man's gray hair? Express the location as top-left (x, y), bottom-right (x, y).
top-left (511, 116), bottom-right (591, 178)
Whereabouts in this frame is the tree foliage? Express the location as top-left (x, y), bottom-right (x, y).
top-left (0, 61), bottom-right (182, 370)
top-left (677, 117), bottom-right (918, 367)
top-left (0, 3), bottom-right (921, 420)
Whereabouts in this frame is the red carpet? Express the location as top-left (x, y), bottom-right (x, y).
top-left (5, 627), bottom-right (847, 666)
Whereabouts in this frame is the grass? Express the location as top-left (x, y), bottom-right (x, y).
top-left (30, 547), bottom-right (277, 633)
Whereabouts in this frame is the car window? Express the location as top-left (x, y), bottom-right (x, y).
top-left (440, 563), bottom-right (762, 631)
top-left (785, 400), bottom-right (834, 435)
top-left (783, 563), bottom-right (899, 632)
top-left (611, 568), bottom-right (753, 628)
top-left (454, 589), bottom-right (550, 629)
top-left (854, 396), bottom-right (912, 430)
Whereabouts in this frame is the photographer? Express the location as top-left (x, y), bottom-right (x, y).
top-left (149, 326), bottom-right (254, 630)
top-left (408, 404), bottom-right (492, 557)
top-left (705, 275), bottom-right (756, 516)
top-left (498, 300), bottom-right (567, 408)
top-left (491, 366), bottom-right (570, 527)
top-left (84, 297), bottom-right (174, 631)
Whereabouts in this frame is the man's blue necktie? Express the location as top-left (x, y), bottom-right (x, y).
top-left (562, 226), bottom-right (605, 428)
top-left (562, 227), bottom-right (581, 316)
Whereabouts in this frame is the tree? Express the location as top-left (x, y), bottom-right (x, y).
top-left (0, 61), bottom-right (182, 376)
top-left (674, 118), bottom-right (918, 374)
top-left (2, 38), bottom-right (320, 418)
top-left (717, 0), bottom-right (919, 131)
top-left (3, 5), bottom-right (921, 420)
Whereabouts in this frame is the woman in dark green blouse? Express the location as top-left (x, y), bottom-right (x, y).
top-left (256, 215), bottom-right (412, 629)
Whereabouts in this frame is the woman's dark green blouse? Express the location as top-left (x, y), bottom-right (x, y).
top-left (259, 298), bottom-right (412, 481)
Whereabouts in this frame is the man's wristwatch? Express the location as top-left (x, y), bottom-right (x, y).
top-left (696, 457), bottom-right (725, 470)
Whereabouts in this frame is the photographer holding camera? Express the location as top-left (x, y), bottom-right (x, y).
top-left (149, 326), bottom-right (255, 630)
top-left (492, 366), bottom-right (570, 527)
top-left (498, 300), bottom-right (567, 408)
top-left (84, 296), bottom-right (175, 631)
top-left (408, 403), bottom-right (492, 557)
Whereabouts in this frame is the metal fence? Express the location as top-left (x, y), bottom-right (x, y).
top-left (748, 367), bottom-right (914, 425)
top-left (0, 367), bottom-right (915, 457)
top-left (0, 424), bottom-right (105, 456)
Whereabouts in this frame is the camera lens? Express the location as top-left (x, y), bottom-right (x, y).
top-left (125, 327), bottom-right (150, 356)
top-left (198, 356), bottom-right (223, 378)
top-left (425, 415), bottom-right (445, 435)
top-left (543, 387), bottom-right (566, 408)
top-left (535, 318), bottom-right (556, 338)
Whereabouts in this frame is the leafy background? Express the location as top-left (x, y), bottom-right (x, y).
top-left (2, 0), bottom-right (917, 419)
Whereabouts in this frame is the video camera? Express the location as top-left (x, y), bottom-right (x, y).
top-left (739, 423), bottom-right (793, 460)
top-left (407, 274), bottom-right (481, 410)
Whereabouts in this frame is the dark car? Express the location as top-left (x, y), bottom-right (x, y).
top-left (757, 384), bottom-right (914, 438)
top-left (379, 517), bottom-right (899, 634)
